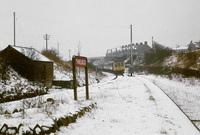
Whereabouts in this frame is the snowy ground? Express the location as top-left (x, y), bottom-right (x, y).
top-left (0, 72), bottom-right (200, 134)
top-left (140, 74), bottom-right (200, 129)
top-left (56, 73), bottom-right (200, 135)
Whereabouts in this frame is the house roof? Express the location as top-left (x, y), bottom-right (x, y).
top-left (188, 41), bottom-right (200, 48)
top-left (172, 46), bottom-right (188, 51)
top-left (194, 42), bottom-right (200, 48)
top-left (9, 45), bottom-right (53, 62)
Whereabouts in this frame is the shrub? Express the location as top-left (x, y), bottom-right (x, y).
top-left (144, 42), bottom-right (173, 65)
top-left (42, 48), bottom-right (61, 64)
top-left (42, 48), bottom-right (72, 71)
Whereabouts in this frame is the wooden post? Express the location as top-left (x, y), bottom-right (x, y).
top-left (72, 57), bottom-right (77, 100)
top-left (85, 58), bottom-right (89, 100)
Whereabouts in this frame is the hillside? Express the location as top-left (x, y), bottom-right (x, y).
top-left (42, 50), bottom-right (105, 86)
top-left (162, 51), bottom-right (200, 70)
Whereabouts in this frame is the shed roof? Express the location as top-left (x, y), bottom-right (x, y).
top-left (9, 45), bottom-right (53, 62)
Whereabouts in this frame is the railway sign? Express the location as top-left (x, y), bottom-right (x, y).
top-left (75, 57), bottom-right (87, 67)
top-left (72, 56), bottom-right (89, 100)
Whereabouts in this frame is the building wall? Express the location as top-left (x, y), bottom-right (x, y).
top-left (136, 44), bottom-right (152, 55)
top-left (32, 61), bottom-right (53, 88)
top-left (188, 44), bottom-right (197, 51)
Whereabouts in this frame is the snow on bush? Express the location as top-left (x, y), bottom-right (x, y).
top-left (0, 66), bottom-right (47, 103)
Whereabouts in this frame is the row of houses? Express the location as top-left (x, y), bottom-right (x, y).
top-left (106, 40), bottom-right (200, 57)
top-left (173, 41), bottom-right (200, 52)
top-left (106, 41), bottom-right (152, 58)
top-left (90, 41), bottom-right (152, 69)
top-left (0, 45), bottom-right (53, 88)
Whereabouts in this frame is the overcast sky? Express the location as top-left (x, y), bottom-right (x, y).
top-left (1, 0), bottom-right (200, 59)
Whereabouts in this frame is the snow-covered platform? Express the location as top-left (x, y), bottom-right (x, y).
top-left (0, 73), bottom-right (199, 134)
top-left (57, 74), bottom-right (200, 135)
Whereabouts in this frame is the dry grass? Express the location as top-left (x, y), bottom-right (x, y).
top-left (42, 49), bottom-right (72, 71)
top-left (164, 51), bottom-right (200, 70)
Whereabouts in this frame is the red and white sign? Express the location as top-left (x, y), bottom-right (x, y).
top-left (75, 57), bottom-right (87, 67)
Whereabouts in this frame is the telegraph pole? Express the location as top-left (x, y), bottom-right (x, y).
top-left (57, 42), bottom-right (59, 57)
top-left (14, 12), bottom-right (16, 46)
top-left (130, 24), bottom-right (133, 76)
top-left (43, 34), bottom-right (50, 51)
top-left (130, 25), bottom-right (133, 67)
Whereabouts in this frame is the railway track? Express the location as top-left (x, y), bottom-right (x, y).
top-left (137, 76), bottom-right (200, 131)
